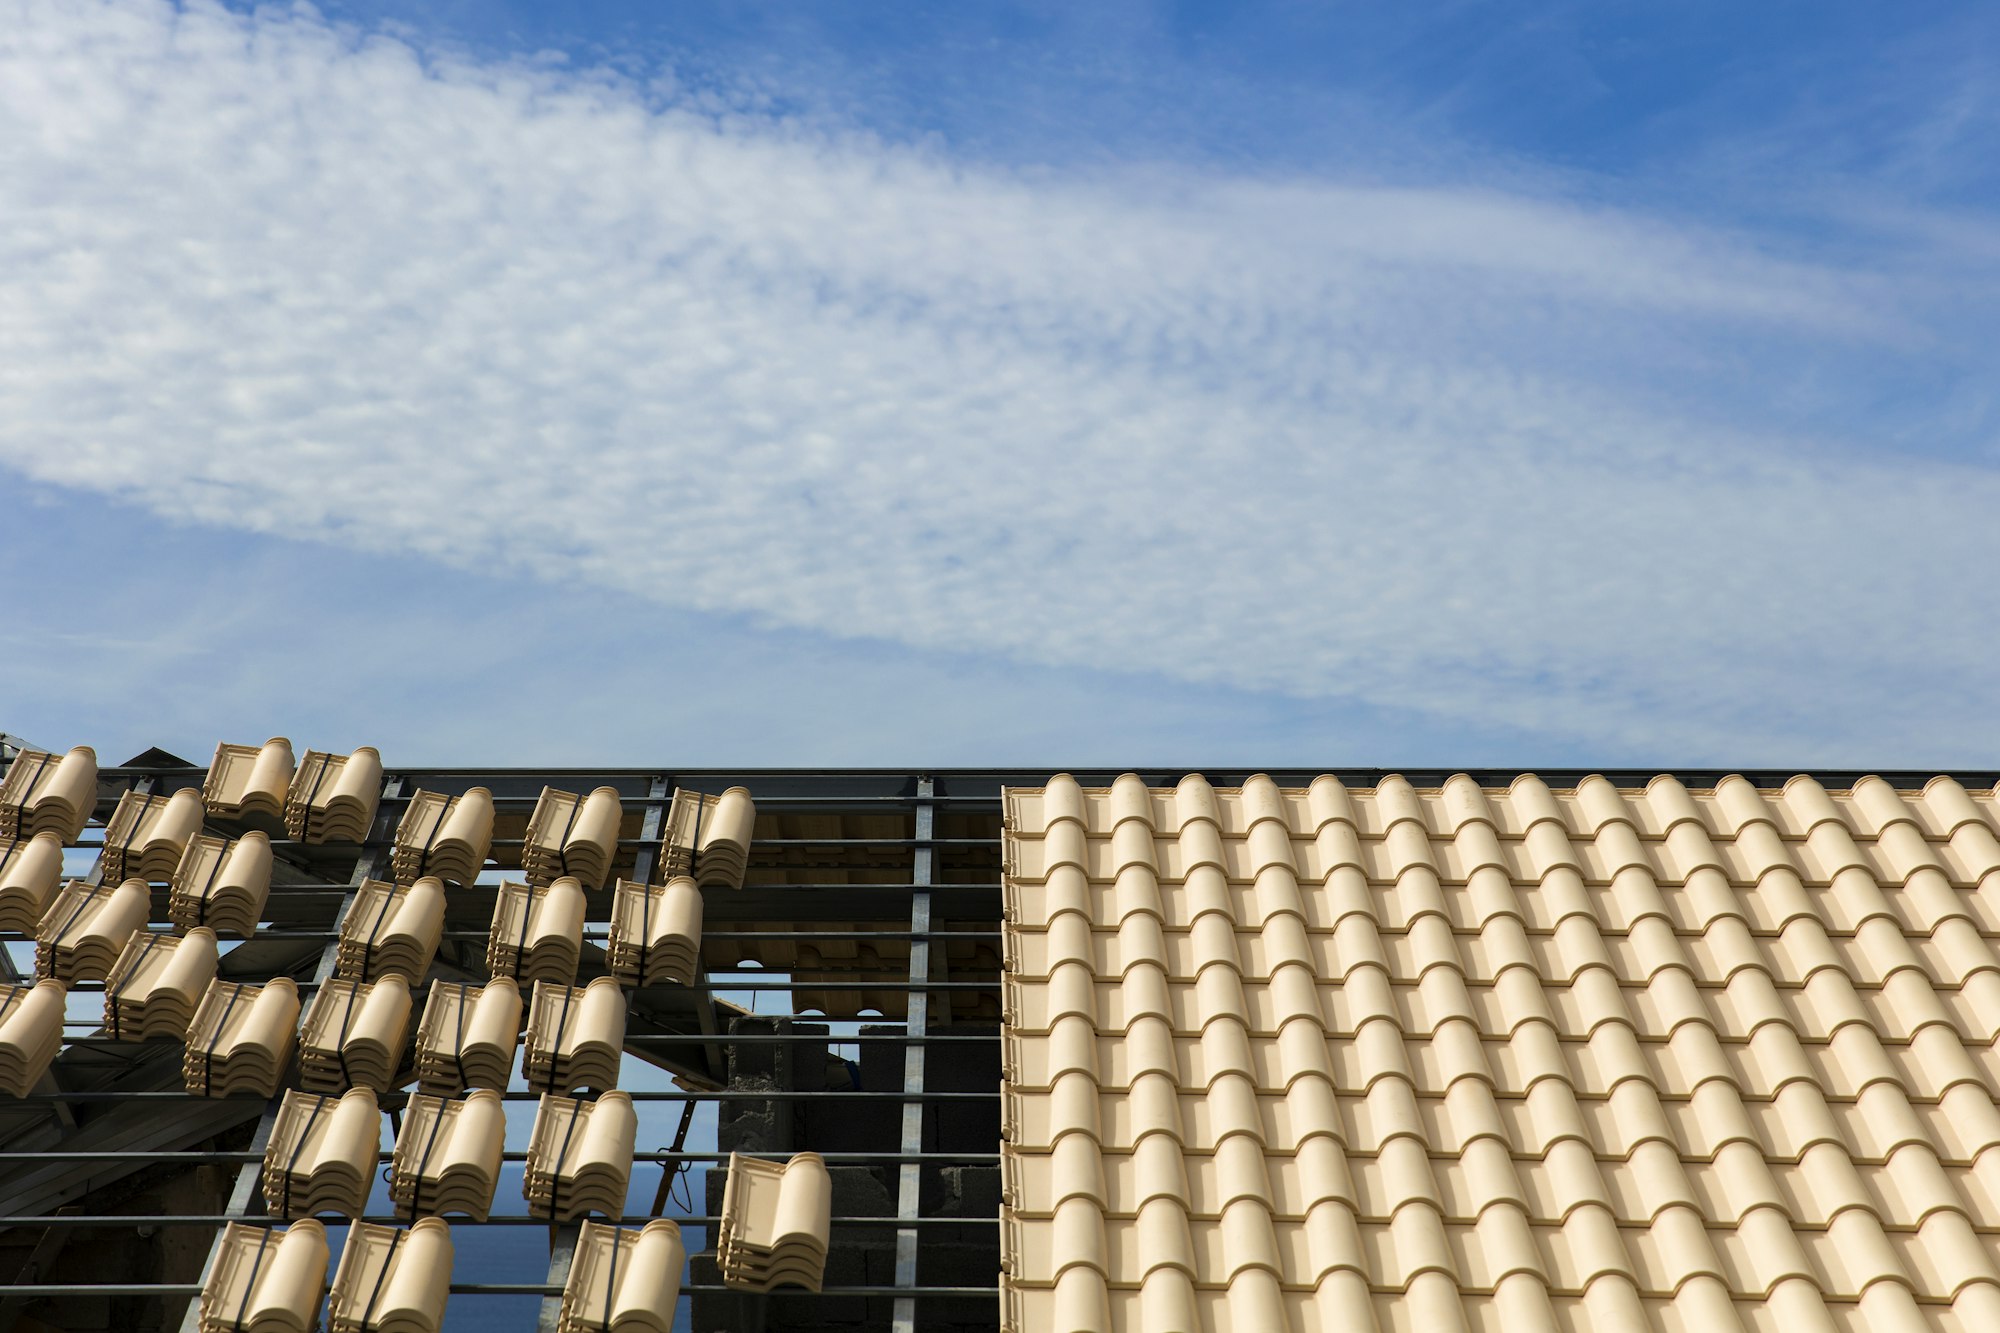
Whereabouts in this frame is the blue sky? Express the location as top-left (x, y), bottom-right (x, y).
top-left (2, 0), bottom-right (1997, 767)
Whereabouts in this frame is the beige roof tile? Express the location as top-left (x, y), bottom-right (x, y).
top-left (196, 1219), bottom-right (327, 1333)
top-left (524, 786), bottom-right (624, 889)
top-left (104, 927), bottom-right (218, 1040)
top-left (298, 974), bottom-right (413, 1094)
top-left (523, 1090), bottom-right (637, 1221)
top-left (37, 877), bottom-right (150, 982)
top-left (183, 977), bottom-right (301, 1099)
top-left (0, 746), bottom-right (96, 843)
top-left (0, 831), bottom-right (65, 932)
top-left (100, 788), bottom-right (204, 883)
top-left (287, 748), bottom-right (384, 844)
top-left (0, 979), bottom-right (66, 1097)
top-left (327, 1217), bottom-right (453, 1333)
top-left (263, 1087), bottom-right (382, 1219)
top-left (716, 1151), bottom-right (831, 1293)
top-left (393, 787), bottom-right (494, 887)
top-left (1001, 773), bottom-right (2000, 1333)
top-left (523, 978), bottom-right (625, 1094)
top-left (204, 738), bottom-right (295, 824)
top-left (487, 877), bottom-right (586, 986)
top-left (607, 876), bottom-right (702, 988)
top-left (390, 1089), bottom-right (504, 1220)
top-left (336, 878), bottom-right (444, 983)
top-left (170, 831), bottom-right (275, 936)
top-left (660, 786), bottom-right (755, 889)
top-left (414, 977), bottom-right (520, 1095)
top-left (557, 1219), bottom-right (685, 1333)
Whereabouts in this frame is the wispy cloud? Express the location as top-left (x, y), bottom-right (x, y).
top-left (1, 0), bottom-right (1996, 759)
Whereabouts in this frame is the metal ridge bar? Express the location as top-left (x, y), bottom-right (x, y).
top-left (891, 776), bottom-right (935, 1333)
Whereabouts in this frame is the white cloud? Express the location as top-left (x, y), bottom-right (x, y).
top-left (1, 0), bottom-right (1996, 757)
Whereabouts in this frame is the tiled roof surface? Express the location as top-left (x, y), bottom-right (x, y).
top-left (999, 772), bottom-right (2000, 1333)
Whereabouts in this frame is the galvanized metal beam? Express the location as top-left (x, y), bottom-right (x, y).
top-left (891, 777), bottom-right (935, 1333)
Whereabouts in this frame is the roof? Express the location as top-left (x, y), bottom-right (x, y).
top-left (999, 772), bottom-right (2000, 1332)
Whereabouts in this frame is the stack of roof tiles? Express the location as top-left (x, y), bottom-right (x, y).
top-left (100, 788), bottom-right (204, 882)
top-left (36, 878), bottom-right (150, 982)
top-left (103, 928), bottom-right (219, 1040)
top-left (659, 786), bottom-right (755, 888)
top-left (716, 1151), bottom-right (833, 1293)
top-left (327, 1218), bottom-right (454, 1333)
top-left (0, 979), bottom-right (66, 1096)
top-left (390, 1088), bottom-right (505, 1220)
top-left (197, 1219), bottom-right (328, 1333)
top-left (558, 1219), bottom-right (686, 1333)
top-left (523, 977), bottom-right (626, 1094)
top-left (170, 831), bottom-right (275, 935)
top-left (523, 1091), bottom-right (638, 1221)
top-left (203, 737), bottom-right (295, 826)
top-left (298, 974), bottom-right (413, 1093)
top-left (0, 745), bottom-right (97, 843)
top-left (486, 877), bottom-right (587, 985)
top-left (262, 1087), bottom-right (382, 1219)
top-left (337, 878), bottom-right (445, 983)
top-left (0, 830), bottom-right (65, 931)
top-left (183, 977), bottom-right (300, 1098)
top-left (523, 786), bottom-right (624, 888)
top-left (287, 747), bottom-right (384, 844)
top-left (413, 978), bottom-right (521, 1095)
top-left (393, 787), bottom-right (495, 886)
top-left (998, 771), bottom-right (2000, 1333)
top-left (607, 876), bottom-right (703, 987)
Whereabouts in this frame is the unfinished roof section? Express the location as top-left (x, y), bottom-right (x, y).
top-left (999, 772), bottom-right (2000, 1333)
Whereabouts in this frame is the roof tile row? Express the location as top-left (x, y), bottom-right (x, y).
top-left (1001, 774), bottom-right (2000, 1333)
